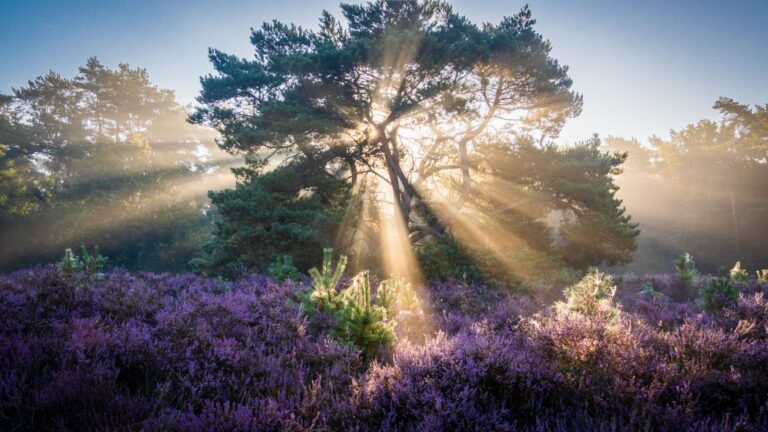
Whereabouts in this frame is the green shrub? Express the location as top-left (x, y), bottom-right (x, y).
top-left (268, 255), bottom-right (301, 282)
top-left (699, 277), bottom-right (739, 313)
top-left (57, 245), bottom-right (107, 276)
top-left (757, 269), bottom-right (768, 283)
top-left (375, 276), bottom-right (422, 316)
top-left (333, 271), bottom-right (396, 362)
top-left (416, 239), bottom-right (486, 283)
top-left (674, 253), bottom-right (698, 295)
top-left (729, 261), bottom-right (749, 283)
top-left (559, 269), bottom-right (619, 320)
top-left (296, 248), bottom-right (347, 316)
top-left (58, 248), bottom-right (81, 275)
top-left (638, 282), bottom-right (668, 302)
top-left (296, 249), bottom-right (422, 363)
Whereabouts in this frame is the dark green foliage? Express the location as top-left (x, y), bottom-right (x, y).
top-left (78, 245), bottom-right (108, 274)
top-left (416, 238), bottom-right (486, 282)
top-left (267, 255), bottom-right (301, 282)
top-left (638, 282), bottom-right (668, 302)
top-left (699, 277), bottom-right (739, 313)
top-left (0, 97), bottom-right (47, 218)
top-left (196, 166), bottom-right (349, 278)
top-left (297, 248), bottom-right (348, 317)
top-left (297, 249), bottom-right (419, 363)
top-left (674, 253), bottom-right (699, 296)
top-left (473, 135), bottom-right (639, 278)
top-left (57, 248), bottom-right (80, 275)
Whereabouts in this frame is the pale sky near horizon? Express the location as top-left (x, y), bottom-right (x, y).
top-left (1, 0), bottom-right (767, 145)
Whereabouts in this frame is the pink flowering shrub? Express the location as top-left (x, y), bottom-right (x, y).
top-left (1, 266), bottom-right (767, 431)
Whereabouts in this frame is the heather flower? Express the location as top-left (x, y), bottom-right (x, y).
top-left (1, 265), bottom-right (767, 431)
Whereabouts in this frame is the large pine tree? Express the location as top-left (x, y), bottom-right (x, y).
top-left (192, 0), bottom-right (638, 281)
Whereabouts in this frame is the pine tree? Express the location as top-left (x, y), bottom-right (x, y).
top-left (192, 0), bottom-right (638, 279)
top-left (333, 271), bottom-right (395, 362)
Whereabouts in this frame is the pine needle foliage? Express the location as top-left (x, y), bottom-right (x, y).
top-left (674, 253), bottom-right (699, 296)
top-left (297, 248), bottom-right (348, 316)
top-left (638, 282), bottom-right (668, 302)
top-left (268, 255), bottom-right (301, 282)
top-left (297, 249), bottom-right (421, 363)
top-left (757, 269), bottom-right (768, 284)
top-left (57, 245), bottom-right (107, 276)
top-left (559, 269), bottom-right (619, 320)
top-left (729, 261), bottom-right (749, 283)
top-left (57, 248), bottom-right (80, 275)
top-left (699, 277), bottom-right (739, 313)
top-left (377, 277), bottom-right (421, 316)
top-left (333, 271), bottom-right (395, 362)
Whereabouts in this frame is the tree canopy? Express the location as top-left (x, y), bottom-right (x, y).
top-left (192, 0), bottom-right (638, 281)
top-left (0, 58), bottom-right (233, 271)
top-left (604, 97), bottom-right (768, 273)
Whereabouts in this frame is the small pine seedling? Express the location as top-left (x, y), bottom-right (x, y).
top-left (699, 277), bottom-right (739, 313)
top-left (729, 261), bottom-right (749, 283)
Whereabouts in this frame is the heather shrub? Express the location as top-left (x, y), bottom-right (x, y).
top-left (700, 277), bottom-right (740, 313)
top-left (559, 269), bottom-right (619, 320)
top-left (356, 327), bottom-right (567, 431)
top-left (2, 265), bottom-right (767, 431)
top-left (0, 266), bottom-right (361, 431)
top-left (722, 291), bottom-right (768, 340)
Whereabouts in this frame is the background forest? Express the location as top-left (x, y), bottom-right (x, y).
top-left (0, 58), bottom-right (237, 272)
top-left (1, 61), bottom-right (765, 278)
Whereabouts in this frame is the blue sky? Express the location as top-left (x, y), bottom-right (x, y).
top-left (1, 0), bottom-right (766, 144)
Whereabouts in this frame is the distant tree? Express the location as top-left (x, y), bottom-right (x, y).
top-left (0, 59), bottom-right (230, 272)
top-left (603, 136), bottom-right (652, 171)
top-left (0, 94), bottom-right (49, 218)
top-left (714, 97), bottom-right (768, 162)
top-left (192, 0), bottom-right (638, 279)
top-left (606, 98), bottom-right (768, 273)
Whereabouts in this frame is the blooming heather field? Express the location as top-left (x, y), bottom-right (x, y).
top-left (1, 266), bottom-right (767, 431)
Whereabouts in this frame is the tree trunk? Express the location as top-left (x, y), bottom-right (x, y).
top-left (730, 190), bottom-right (741, 258)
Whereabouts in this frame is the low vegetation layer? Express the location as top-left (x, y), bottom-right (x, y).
top-left (1, 260), bottom-right (767, 431)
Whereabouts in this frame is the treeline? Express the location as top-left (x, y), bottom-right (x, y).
top-left (0, 58), bottom-right (235, 272)
top-left (605, 98), bottom-right (768, 274)
top-left (2, 3), bottom-right (766, 279)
